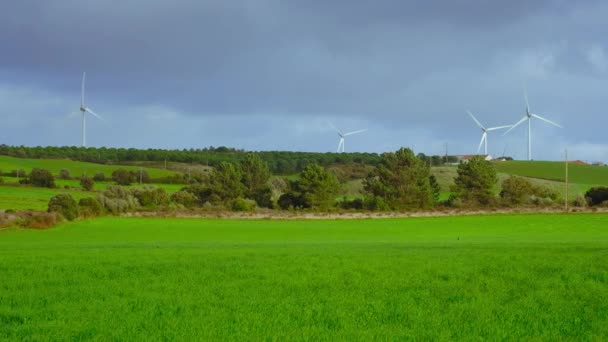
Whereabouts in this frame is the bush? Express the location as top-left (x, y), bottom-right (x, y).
top-left (339, 197), bottom-right (365, 210)
top-left (131, 186), bottom-right (169, 208)
top-left (277, 191), bottom-right (307, 210)
top-left (98, 185), bottom-right (139, 214)
top-left (80, 176), bottom-right (95, 191)
top-left (79, 197), bottom-right (104, 217)
top-left (170, 190), bottom-right (198, 208)
top-left (364, 148), bottom-right (434, 210)
top-left (232, 198), bottom-right (256, 212)
top-left (93, 172), bottom-right (106, 182)
top-left (20, 212), bottom-right (59, 229)
top-left (452, 157), bottom-right (497, 206)
top-left (253, 187), bottom-right (273, 208)
top-left (130, 169), bottom-right (150, 184)
top-left (11, 169), bottom-right (26, 178)
top-left (573, 195), bottom-right (588, 208)
top-left (27, 168), bottom-right (56, 188)
top-left (58, 169), bottom-right (71, 180)
top-left (364, 196), bottom-right (391, 211)
top-left (112, 169), bottom-right (134, 186)
top-left (48, 194), bottom-right (79, 221)
top-left (585, 187), bottom-right (608, 206)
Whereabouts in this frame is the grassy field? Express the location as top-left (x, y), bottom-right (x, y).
top-left (432, 165), bottom-right (601, 199)
top-left (0, 181), bottom-right (185, 211)
top-left (1, 214), bottom-right (608, 340)
top-left (0, 155), bottom-right (176, 179)
top-left (493, 160), bottom-right (608, 185)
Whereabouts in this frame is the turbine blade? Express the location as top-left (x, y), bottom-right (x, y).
top-left (503, 116), bottom-right (528, 136)
top-left (81, 72), bottom-right (86, 107)
top-left (467, 110), bottom-right (484, 129)
top-left (477, 133), bottom-right (486, 154)
top-left (343, 129), bottom-right (368, 136)
top-left (486, 125), bottom-right (512, 131)
top-left (85, 107), bottom-right (103, 120)
top-left (523, 84), bottom-right (530, 112)
top-left (531, 114), bottom-right (562, 128)
top-left (328, 121), bottom-right (343, 136)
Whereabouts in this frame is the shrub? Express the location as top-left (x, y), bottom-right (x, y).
top-left (585, 187), bottom-right (608, 206)
top-left (364, 196), bottom-right (391, 211)
top-left (11, 169), bottom-right (26, 178)
top-left (58, 169), bottom-right (71, 180)
top-left (364, 148), bottom-right (434, 210)
top-left (80, 176), bottom-right (95, 191)
top-left (130, 169), bottom-right (150, 184)
top-left (297, 164), bottom-right (340, 210)
top-left (20, 212), bottom-right (59, 229)
top-left (253, 186), bottom-right (273, 208)
top-left (339, 197), bottom-right (365, 210)
top-left (27, 168), bottom-right (55, 188)
top-left (500, 176), bottom-right (534, 205)
top-left (112, 169), bottom-right (134, 186)
top-left (573, 195), bottom-right (588, 208)
top-left (48, 194), bottom-right (79, 221)
top-left (131, 186), bottom-right (169, 208)
top-left (452, 157), bottom-right (497, 206)
top-left (232, 198), bottom-right (256, 212)
top-left (78, 197), bottom-right (104, 217)
top-left (93, 172), bottom-right (106, 182)
top-left (277, 191), bottom-right (307, 210)
top-left (240, 154), bottom-right (271, 199)
top-left (170, 190), bottom-right (198, 208)
top-left (98, 185), bottom-right (139, 214)
top-left (208, 162), bottom-right (245, 203)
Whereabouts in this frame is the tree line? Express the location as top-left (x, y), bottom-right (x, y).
top-left (0, 145), bottom-right (456, 175)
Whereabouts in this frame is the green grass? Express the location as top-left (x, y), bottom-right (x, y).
top-left (1, 214), bottom-right (608, 340)
top-left (0, 181), bottom-right (185, 211)
top-left (493, 160), bottom-right (608, 185)
top-left (0, 185), bottom-right (92, 211)
top-left (0, 155), bottom-right (177, 179)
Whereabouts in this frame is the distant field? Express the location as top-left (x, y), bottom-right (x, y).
top-left (493, 160), bottom-right (608, 185)
top-left (1, 214), bottom-right (607, 339)
top-left (0, 185), bottom-right (91, 211)
top-left (0, 181), bottom-right (184, 211)
top-left (0, 155), bottom-right (177, 179)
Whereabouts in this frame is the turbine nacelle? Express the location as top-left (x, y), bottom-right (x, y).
top-left (328, 122), bottom-right (367, 153)
top-left (503, 87), bottom-right (562, 160)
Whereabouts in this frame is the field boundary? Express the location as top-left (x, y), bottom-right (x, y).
top-left (121, 207), bottom-right (608, 220)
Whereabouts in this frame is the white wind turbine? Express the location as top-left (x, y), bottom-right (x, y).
top-left (503, 88), bottom-right (562, 160)
top-left (78, 72), bottom-right (103, 147)
top-left (467, 110), bottom-right (512, 155)
top-left (329, 122), bottom-right (367, 153)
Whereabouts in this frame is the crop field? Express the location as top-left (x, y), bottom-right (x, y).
top-left (0, 181), bottom-right (184, 211)
top-left (1, 214), bottom-right (608, 340)
top-left (493, 160), bottom-right (608, 185)
top-left (0, 155), bottom-right (176, 179)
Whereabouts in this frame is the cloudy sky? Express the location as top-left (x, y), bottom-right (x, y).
top-left (1, 0), bottom-right (607, 161)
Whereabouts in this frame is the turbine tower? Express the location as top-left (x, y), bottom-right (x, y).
top-left (503, 87), bottom-right (562, 160)
top-left (467, 110), bottom-right (511, 155)
top-left (79, 72), bottom-right (103, 147)
top-left (329, 122), bottom-right (367, 153)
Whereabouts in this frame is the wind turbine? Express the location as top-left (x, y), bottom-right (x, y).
top-left (503, 87), bottom-right (562, 160)
top-left (329, 122), bottom-right (367, 153)
top-left (78, 72), bottom-right (103, 147)
top-left (467, 110), bottom-right (511, 155)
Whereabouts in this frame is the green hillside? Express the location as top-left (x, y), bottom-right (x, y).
top-left (0, 156), bottom-right (177, 179)
top-left (493, 161), bottom-right (608, 185)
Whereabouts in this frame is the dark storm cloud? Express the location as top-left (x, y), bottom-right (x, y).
top-left (0, 0), bottom-right (607, 160)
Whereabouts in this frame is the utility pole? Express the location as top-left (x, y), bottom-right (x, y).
top-left (139, 168), bottom-right (143, 185)
top-left (565, 148), bottom-right (569, 212)
top-left (444, 142), bottom-right (448, 164)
